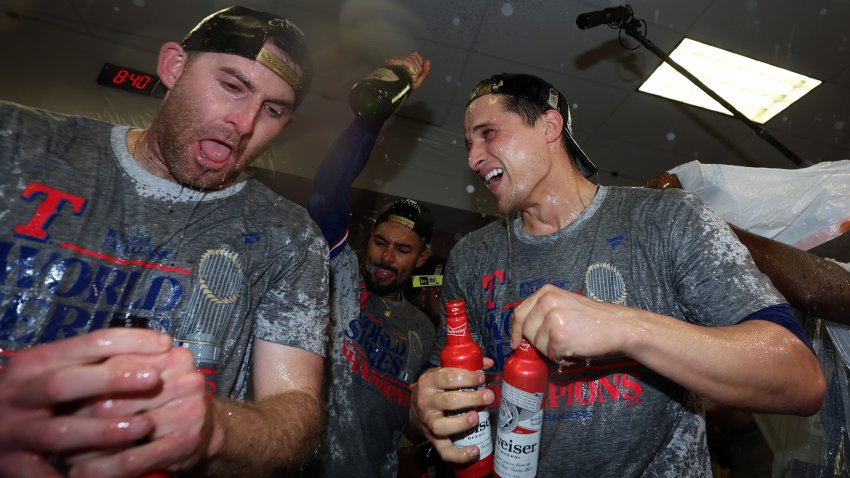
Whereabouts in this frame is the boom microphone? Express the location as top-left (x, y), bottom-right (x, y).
top-left (576, 5), bottom-right (633, 30)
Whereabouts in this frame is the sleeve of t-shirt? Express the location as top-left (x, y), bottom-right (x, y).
top-left (739, 303), bottom-right (815, 354)
top-left (306, 121), bottom-right (380, 258)
top-left (253, 219), bottom-right (330, 357)
top-left (665, 191), bottom-right (787, 327)
top-left (428, 237), bottom-right (490, 368)
top-left (428, 249), bottom-right (468, 367)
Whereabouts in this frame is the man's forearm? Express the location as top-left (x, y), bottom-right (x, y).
top-left (625, 311), bottom-right (825, 415)
top-left (732, 225), bottom-right (850, 324)
top-left (202, 391), bottom-right (323, 477)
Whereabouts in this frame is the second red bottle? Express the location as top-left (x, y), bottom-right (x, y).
top-left (440, 299), bottom-right (494, 478)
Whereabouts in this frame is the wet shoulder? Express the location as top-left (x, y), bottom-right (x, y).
top-left (604, 185), bottom-right (702, 215)
top-left (241, 179), bottom-right (325, 245)
top-left (1, 101), bottom-right (112, 159)
top-left (452, 218), bottom-right (507, 254)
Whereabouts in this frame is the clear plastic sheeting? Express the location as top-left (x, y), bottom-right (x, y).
top-left (668, 160), bottom-right (850, 477)
top-left (670, 159), bottom-right (850, 250)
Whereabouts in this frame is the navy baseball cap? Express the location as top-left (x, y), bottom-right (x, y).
top-left (468, 73), bottom-right (597, 178)
top-left (181, 5), bottom-right (312, 108)
top-left (375, 199), bottom-right (434, 246)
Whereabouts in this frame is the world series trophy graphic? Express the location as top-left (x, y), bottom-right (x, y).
top-left (173, 249), bottom-right (243, 396)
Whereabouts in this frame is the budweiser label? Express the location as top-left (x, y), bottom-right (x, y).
top-left (495, 381), bottom-right (543, 478)
top-left (450, 383), bottom-right (493, 460)
top-left (446, 322), bottom-right (467, 337)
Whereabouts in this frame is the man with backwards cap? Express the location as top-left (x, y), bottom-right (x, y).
top-left (303, 53), bottom-right (437, 477)
top-left (408, 73), bottom-right (827, 476)
top-left (0, 6), bottom-right (328, 477)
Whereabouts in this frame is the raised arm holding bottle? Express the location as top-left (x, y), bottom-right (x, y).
top-left (302, 52), bottom-right (439, 478)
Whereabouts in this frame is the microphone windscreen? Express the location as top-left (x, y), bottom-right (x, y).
top-left (576, 11), bottom-right (608, 29)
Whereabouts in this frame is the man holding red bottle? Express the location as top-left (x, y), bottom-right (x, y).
top-left (409, 72), bottom-right (826, 476)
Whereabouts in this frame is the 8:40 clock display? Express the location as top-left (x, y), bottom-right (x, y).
top-left (96, 63), bottom-right (165, 98)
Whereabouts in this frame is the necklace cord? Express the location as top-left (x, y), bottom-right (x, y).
top-left (130, 128), bottom-right (147, 158)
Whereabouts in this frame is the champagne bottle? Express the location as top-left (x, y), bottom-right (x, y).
top-left (494, 340), bottom-right (547, 478)
top-left (440, 299), bottom-right (494, 478)
top-left (349, 64), bottom-right (413, 124)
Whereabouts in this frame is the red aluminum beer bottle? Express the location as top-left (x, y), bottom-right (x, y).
top-left (440, 299), bottom-right (494, 478)
top-left (108, 317), bottom-right (172, 478)
top-left (494, 339), bottom-right (547, 478)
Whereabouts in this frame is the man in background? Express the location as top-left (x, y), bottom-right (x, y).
top-left (304, 52), bottom-right (437, 478)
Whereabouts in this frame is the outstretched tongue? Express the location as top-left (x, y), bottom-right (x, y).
top-left (200, 140), bottom-right (232, 163)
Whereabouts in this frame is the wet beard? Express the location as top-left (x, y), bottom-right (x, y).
top-left (363, 267), bottom-right (402, 297)
top-left (488, 172), bottom-right (523, 215)
top-left (155, 86), bottom-right (241, 191)
top-left (498, 186), bottom-right (523, 216)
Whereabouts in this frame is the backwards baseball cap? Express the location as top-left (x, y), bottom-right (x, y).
top-left (468, 73), bottom-right (597, 178)
top-left (181, 5), bottom-right (312, 108)
top-left (375, 199), bottom-right (434, 246)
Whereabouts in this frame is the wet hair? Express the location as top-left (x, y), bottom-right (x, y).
top-left (501, 95), bottom-right (571, 156)
top-left (468, 73), bottom-right (597, 178)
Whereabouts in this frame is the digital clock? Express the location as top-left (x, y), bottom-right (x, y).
top-left (96, 63), bottom-right (165, 98)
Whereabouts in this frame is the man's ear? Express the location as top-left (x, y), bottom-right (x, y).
top-left (415, 248), bottom-right (431, 269)
top-left (541, 109), bottom-right (564, 144)
top-left (157, 42), bottom-right (189, 89)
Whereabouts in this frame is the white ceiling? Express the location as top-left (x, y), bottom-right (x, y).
top-left (2, 0), bottom-right (849, 234)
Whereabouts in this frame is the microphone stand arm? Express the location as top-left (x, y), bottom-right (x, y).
top-left (620, 18), bottom-right (808, 167)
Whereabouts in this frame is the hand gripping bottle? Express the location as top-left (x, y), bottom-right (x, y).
top-left (494, 340), bottom-right (547, 478)
top-left (108, 317), bottom-right (173, 478)
top-left (440, 299), bottom-right (494, 478)
top-left (349, 64), bottom-right (413, 124)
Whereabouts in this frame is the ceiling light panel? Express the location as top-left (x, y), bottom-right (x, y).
top-left (639, 38), bottom-right (821, 124)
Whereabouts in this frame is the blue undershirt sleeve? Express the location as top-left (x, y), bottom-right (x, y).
top-left (307, 121), bottom-right (381, 258)
top-left (738, 303), bottom-right (815, 354)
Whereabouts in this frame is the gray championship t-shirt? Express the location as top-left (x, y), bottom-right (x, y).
top-left (432, 186), bottom-right (786, 477)
top-left (307, 244), bottom-right (434, 478)
top-left (0, 101), bottom-right (329, 399)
